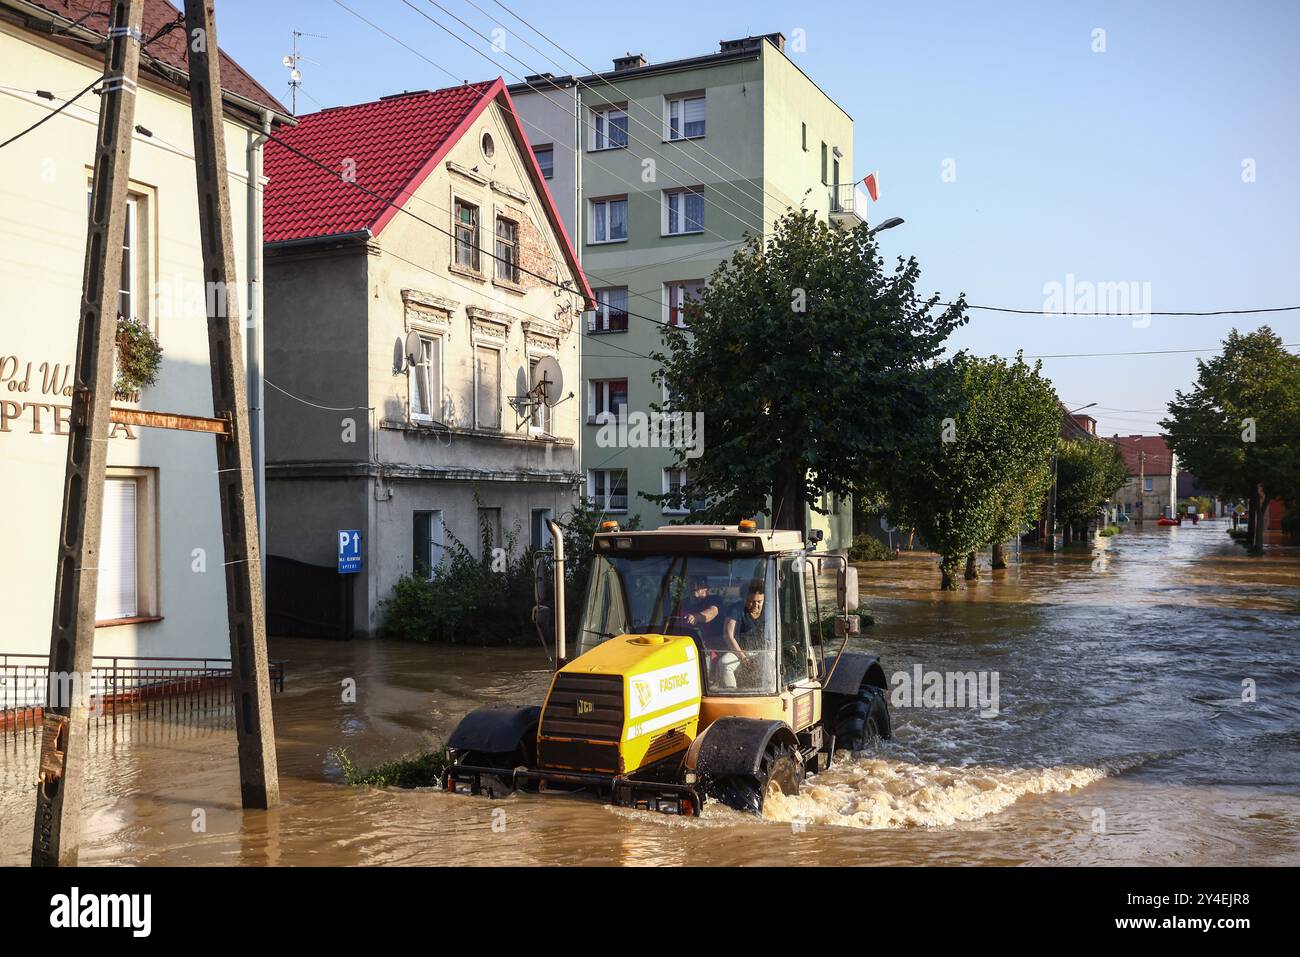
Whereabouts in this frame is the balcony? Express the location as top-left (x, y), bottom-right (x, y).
top-left (828, 183), bottom-right (870, 229)
top-left (587, 310), bottom-right (629, 334)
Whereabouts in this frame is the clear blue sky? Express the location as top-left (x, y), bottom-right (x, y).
top-left (220, 0), bottom-right (1300, 437)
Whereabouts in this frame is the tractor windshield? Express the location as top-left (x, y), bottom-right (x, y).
top-left (579, 553), bottom-right (778, 695)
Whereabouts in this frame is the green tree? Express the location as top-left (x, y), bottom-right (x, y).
top-left (884, 353), bottom-right (1060, 589)
top-left (652, 209), bottom-right (966, 527)
top-left (1055, 438), bottom-right (1128, 541)
top-left (1161, 327), bottom-right (1300, 553)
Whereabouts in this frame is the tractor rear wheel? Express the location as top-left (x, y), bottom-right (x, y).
top-left (833, 687), bottom-right (889, 754)
top-left (706, 742), bottom-right (802, 815)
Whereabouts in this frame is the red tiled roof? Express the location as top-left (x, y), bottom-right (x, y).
top-left (264, 82), bottom-right (492, 244)
top-left (1106, 435), bottom-right (1176, 476)
top-left (263, 78), bottom-right (592, 303)
top-left (18, 0), bottom-right (288, 116)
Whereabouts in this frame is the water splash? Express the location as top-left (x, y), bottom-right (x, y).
top-left (763, 755), bottom-right (1108, 829)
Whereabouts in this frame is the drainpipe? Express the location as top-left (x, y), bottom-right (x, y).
top-left (247, 110), bottom-right (270, 580)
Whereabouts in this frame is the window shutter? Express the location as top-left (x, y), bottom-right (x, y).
top-left (683, 97), bottom-right (705, 134)
top-left (96, 478), bottom-right (137, 620)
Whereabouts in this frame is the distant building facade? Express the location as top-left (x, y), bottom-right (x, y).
top-left (1108, 435), bottom-right (1178, 522)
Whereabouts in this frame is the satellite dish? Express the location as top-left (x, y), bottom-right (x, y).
top-left (282, 55), bottom-right (295, 68)
top-left (290, 68), bottom-right (302, 83)
top-left (404, 331), bottom-right (424, 367)
top-left (532, 355), bottom-right (564, 407)
top-left (514, 366), bottom-right (529, 399)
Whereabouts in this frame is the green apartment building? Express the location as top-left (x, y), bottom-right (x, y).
top-left (510, 33), bottom-right (860, 547)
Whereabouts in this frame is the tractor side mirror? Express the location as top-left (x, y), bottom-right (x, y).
top-left (836, 563), bottom-right (859, 614)
top-left (533, 551), bottom-right (553, 606)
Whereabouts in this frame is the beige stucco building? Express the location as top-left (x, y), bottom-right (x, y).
top-left (0, 0), bottom-right (290, 660)
top-left (262, 79), bottom-right (590, 637)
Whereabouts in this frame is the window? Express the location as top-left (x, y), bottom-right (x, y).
top-left (820, 142), bottom-right (828, 185)
top-left (663, 467), bottom-right (705, 514)
top-left (832, 156), bottom-right (840, 189)
top-left (588, 378), bottom-right (628, 423)
top-left (495, 216), bottom-right (519, 283)
top-left (663, 468), bottom-right (689, 515)
top-left (663, 189), bottom-right (704, 235)
top-left (477, 507), bottom-right (503, 558)
top-left (589, 104), bottom-right (629, 150)
top-left (475, 344), bottom-right (501, 429)
top-left (666, 93), bottom-right (705, 140)
top-left (588, 287), bottom-right (629, 333)
top-left (412, 510), bottom-right (445, 579)
top-left (801, 122), bottom-right (807, 152)
top-left (1143, 477), bottom-right (1154, 492)
top-left (96, 477), bottom-right (138, 621)
top-left (778, 556), bottom-right (811, 687)
top-left (588, 469), bottom-right (628, 512)
top-left (95, 471), bottom-right (157, 622)
top-left (119, 196), bottom-right (138, 321)
top-left (533, 144), bottom-right (554, 179)
top-left (90, 188), bottom-right (148, 326)
top-left (454, 199), bottom-right (479, 271)
top-left (529, 356), bottom-right (554, 434)
top-left (664, 279), bottom-right (704, 326)
top-left (480, 131), bottom-right (495, 159)
top-left (531, 507), bottom-right (554, 550)
top-left (408, 334), bottom-right (441, 423)
top-left (589, 196), bottom-right (628, 243)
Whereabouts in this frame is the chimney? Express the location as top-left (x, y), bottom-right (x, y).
top-left (720, 33), bottom-right (785, 54)
top-left (612, 53), bottom-right (647, 73)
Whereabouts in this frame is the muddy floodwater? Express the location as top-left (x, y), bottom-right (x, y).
top-left (3, 519), bottom-right (1298, 866)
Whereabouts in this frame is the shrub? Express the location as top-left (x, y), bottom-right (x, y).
top-left (333, 746), bottom-right (449, 788)
top-left (1099, 524), bottom-right (1120, 537)
top-left (847, 534), bottom-right (896, 562)
top-left (380, 515), bottom-right (536, 645)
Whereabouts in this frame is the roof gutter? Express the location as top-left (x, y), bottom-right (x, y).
top-left (264, 229), bottom-right (374, 251)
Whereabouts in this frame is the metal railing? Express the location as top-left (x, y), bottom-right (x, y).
top-left (0, 653), bottom-right (286, 742)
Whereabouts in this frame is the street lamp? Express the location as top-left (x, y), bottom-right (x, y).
top-left (868, 216), bottom-right (904, 237)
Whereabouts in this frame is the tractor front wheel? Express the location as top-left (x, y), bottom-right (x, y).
top-left (833, 687), bottom-right (890, 754)
top-left (707, 742), bottom-right (802, 815)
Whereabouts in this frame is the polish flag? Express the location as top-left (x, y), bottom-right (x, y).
top-left (863, 171), bottom-right (880, 202)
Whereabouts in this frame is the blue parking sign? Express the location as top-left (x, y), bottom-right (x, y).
top-left (338, 530), bottom-right (362, 574)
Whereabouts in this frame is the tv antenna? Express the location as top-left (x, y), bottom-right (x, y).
top-left (283, 30), bottom-right (326, 115)
top-left (508, 356), bottom-right (570, 429)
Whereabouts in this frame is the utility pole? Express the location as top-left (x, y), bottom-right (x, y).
top-left (1137, 450), bottom-right (1146, 525)
top-left (183, 0), bottom-right (279, 809)
top-left (31, 0), bottom-right (144, 868)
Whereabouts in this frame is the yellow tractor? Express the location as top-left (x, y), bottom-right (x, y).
top-left (442, 520), bottom-right (891, 815)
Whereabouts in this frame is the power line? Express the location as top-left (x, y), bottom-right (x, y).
top-left (950, 303), bottom-right (1300, 318)
top-left (1026, 342), bottom-right (1299, 359)
top-left (0, 73), bottom-right (103, 150)
top-left (490, 0), bottom-right (798, 221)
top-left (400, 0), bottom-right (770, 244)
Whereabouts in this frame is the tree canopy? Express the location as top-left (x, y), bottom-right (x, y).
top-left (1161, 327), bottom-right (1300, 552)
top-left (882, 352), bottom-right (1061, 588)
top-left (1055, 438), bottom-right (1128, 531)
top-left (652, 209), bottom-right (966, 528)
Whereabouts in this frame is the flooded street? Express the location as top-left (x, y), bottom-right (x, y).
top-left (3, 519), bottom-right (1298, 866)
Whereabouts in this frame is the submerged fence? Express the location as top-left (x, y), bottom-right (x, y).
top-left (0, 654), bottom-right (287, 743)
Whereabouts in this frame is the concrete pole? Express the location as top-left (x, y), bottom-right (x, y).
top-left (31, 0), bottom-right (145, 867)
top-left (1137, 451), bottom-right (1146, 525)
top-left (183, 0), bottom-right (279, 808)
